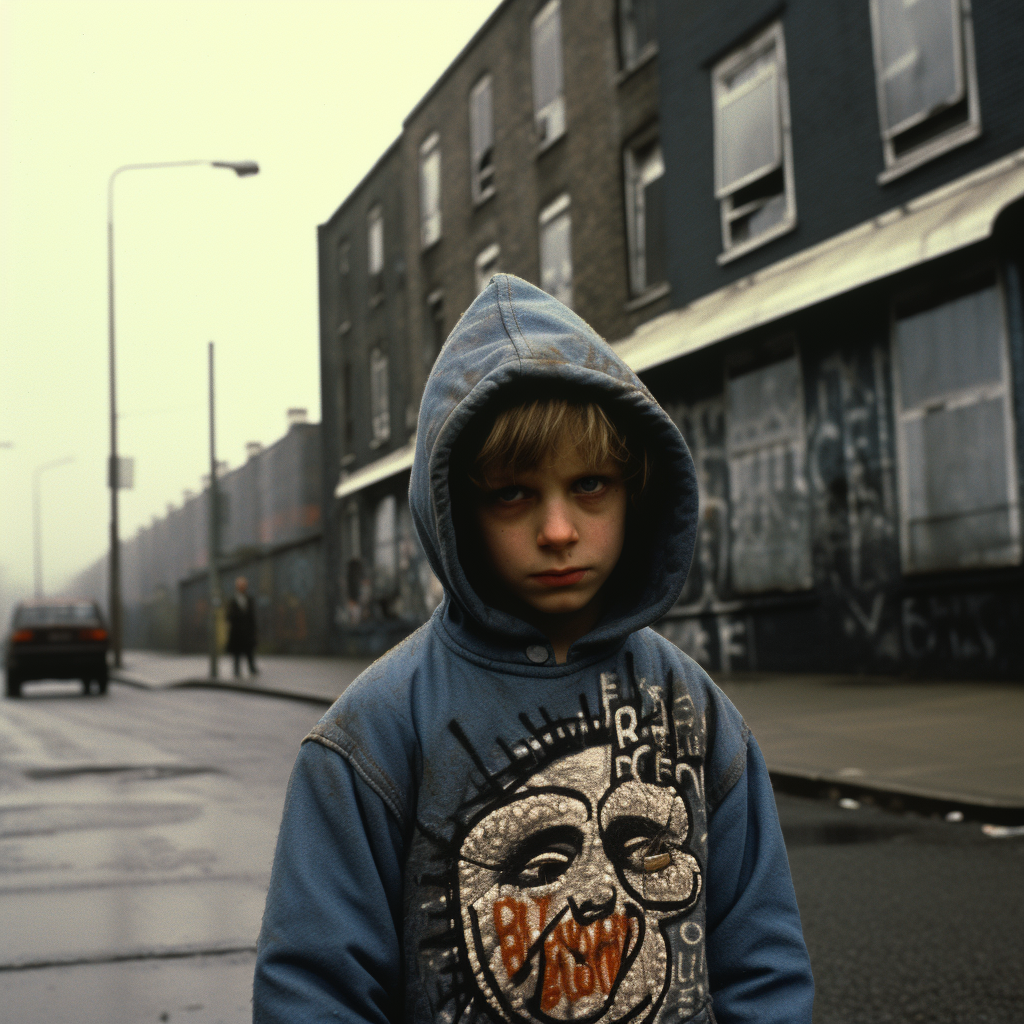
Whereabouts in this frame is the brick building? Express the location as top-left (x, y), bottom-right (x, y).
top-left (609, 0), bottom-right (1024, 676)
top-left (319, 0), bottom-right (671, 655)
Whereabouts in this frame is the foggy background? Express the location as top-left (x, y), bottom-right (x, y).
top-left (0, 0), bottom-right (502, 624)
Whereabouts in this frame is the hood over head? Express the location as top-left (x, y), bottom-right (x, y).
top-left (410, 274), bottom-right (698, 663)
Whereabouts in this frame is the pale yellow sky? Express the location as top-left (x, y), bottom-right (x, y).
top-left (0, 0), bottom-right (503, 610)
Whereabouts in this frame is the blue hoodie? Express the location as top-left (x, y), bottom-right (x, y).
top-left (254, 276), bottom-right (813, 1024)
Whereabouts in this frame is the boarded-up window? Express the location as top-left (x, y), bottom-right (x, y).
top-left (419, 133), bottom-right (441, 248)
top-left (531, 0), bottom-right (565, 147)
top-left (727, 353), bottom-right (812, 592)
top-left (893, 281), bottom-right (1020, 573)
top-left (370, 347), bottom-right (390, 446)
top-left (373, 494), bottom-right (397, 598)
top-left (539, 194), bottom-right (572, 308)
top-left (470, 75), bottom-right (495, 202)
top-left (625, 140), bottom-right (665, 295)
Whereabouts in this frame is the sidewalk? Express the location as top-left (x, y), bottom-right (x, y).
top-left (113, 651), bottom-right (1024, 821)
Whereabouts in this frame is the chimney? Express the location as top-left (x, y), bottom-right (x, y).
top-left (287, 407), bottom-right (308, 427)
top-left (246, 441), bottom-right (263, 460)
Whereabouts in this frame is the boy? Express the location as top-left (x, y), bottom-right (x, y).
top-left (254, 276), bottom-right (813, 1024)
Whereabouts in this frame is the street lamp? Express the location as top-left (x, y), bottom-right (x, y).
top-left (33, 457), bottom-right (75, 598)
top-left (107, 159), bottom-right (258, 668)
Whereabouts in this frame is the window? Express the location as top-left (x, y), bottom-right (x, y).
top-left (475, 244), bottom-right (500, 294)
top-left (369, 346), bottom-right (390, 446)
top-left (893, 279), bottom-right (1020, 573)
top-left (625, 140), bottom-right (666, 295)
top-left (618, 0), bottom-right (657, 71)
top-left (342, 360), bottom-right (354, 446)
top-left (424, 290), bottom-right (445, 367)
top-left (419, 133), bottom-right (441, 248)
top-left (367, 205), bottom-right (384, 292)
top-left (531, 0), bottom-right (566, 148)
top-left (338, 240), bottom-right (351, 332)
top-left (726, 351), bottom-right (811, 592)
top-left (470, 75), bottom-right (495, 203)
top-left (712, 22), bottom-right (796, 262)
top-left (539, 195), bottom-right (573, 308)
top-left (373, 494), bottom-right (397, 598)
top-left (869, 0), bottom-right (980, 182)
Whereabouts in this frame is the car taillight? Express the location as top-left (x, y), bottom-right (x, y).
top-left (11, 629), bottom-right (34, 643)
top-left (79, 628), bottom-right (108, 641)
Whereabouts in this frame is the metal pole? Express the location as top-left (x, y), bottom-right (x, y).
top-left (34, 457), bottom-right (75, 600)
top-left (107, 185), bottom-right (122, 666)
top-left (208, 341), bottom-right (222, 679)
top-left (105, 158), bottom-right (258, 672)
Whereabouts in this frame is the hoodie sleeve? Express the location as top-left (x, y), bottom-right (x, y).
top-left (254, 738), bottom-right (406, 1024)
top-left (704, 734), bottom-right (814, 1024)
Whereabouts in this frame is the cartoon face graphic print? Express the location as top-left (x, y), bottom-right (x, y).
top-left (411, 665), bottom-right (708, 1024)
top-left (456, 744), bottom-right (700, 1024)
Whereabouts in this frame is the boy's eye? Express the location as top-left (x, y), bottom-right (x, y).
top-left (573, 476), bottom-right (606, 495)
top-left (494, 485), bottom-right (527, 503)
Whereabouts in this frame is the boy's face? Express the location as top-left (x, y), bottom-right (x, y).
top-left (472, 448), bottom-right (627, 626)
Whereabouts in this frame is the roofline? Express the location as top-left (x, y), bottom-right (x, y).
top-left (319, 135), bottom-right (403, 229)
top-left (403, 0), bottom-right (517, 128)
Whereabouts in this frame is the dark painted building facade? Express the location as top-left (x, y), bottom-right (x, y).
top-left (320, 0), bottom-right (672, 655)
top-left (614, 0), bottom-right (1024, 676)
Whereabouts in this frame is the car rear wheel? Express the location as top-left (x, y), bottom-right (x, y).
top-left (5, 674), bottom-right (22, 698)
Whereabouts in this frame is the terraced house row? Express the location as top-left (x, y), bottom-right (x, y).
top-left (318, 0), bottom-right (1024, 677)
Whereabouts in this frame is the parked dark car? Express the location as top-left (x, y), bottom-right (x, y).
top-left (4, 600), bottom-right (109, 697)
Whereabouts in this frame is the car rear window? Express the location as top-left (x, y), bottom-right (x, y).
top-left (14, 604), bottom-right (102, 627)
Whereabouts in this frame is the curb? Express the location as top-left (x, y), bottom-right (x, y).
top-left (769, 769), bottom-right (1024, 826)
top-left (111, 673), bottom-right (1024, 824)
top-left (111, 672), bottom-right (335, 708)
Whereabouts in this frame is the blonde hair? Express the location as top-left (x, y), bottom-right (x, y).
top-left (468, 397), bottom-right (646, 492)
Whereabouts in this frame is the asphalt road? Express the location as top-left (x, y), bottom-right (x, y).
top-left (1, 679), bottom-right (1020, 1023)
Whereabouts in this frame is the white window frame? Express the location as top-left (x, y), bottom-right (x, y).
top-left (624, 139), bottom-right (666, 296)
top-left (469, 75), bottom-right (495, 204)
top-left (369, 346), bottom-right (390, 447)
top-left (474, 244), bottom-right (500, 294)
top-left (891, 277), bottom-right (1020, 574)
top-left (372, 493), bottom-right (397, 598)
top-left (869, 0), bottom-right (981, 184)
top-left (711, 21), bottom-right (796, 264)
top-left (539, 193), bottom-right (573, 308)
top-left (531, 0), bottom-right (566, 150)
top-left (367, 204), bottom-right (384, 278)
top-left (419, 132), bottom-right (442, 249)
top-left (618, 0), bottom-right (658, 72)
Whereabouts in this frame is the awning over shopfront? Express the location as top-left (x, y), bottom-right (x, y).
top-left (335, 437), bottom-right (416, 499)
top-left (614, 147), bottom-right (1024, 374)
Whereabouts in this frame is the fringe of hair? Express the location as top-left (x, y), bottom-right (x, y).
top-left (469, 398), bottom-right (647, 493)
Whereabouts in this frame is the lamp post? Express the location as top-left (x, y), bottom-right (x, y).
top-left (107, 159), bottom-right (258, 667)
top-left (33, 457), bottom-right (75, 598)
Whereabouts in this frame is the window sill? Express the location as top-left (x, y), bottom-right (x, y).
top-left (340, 453), bottom-right (356, 468)
top-left (625, 281), bottom-right (670, 312)
top-left (536, 128), bottom-right (566, 158)
top-left (877, 121), bottom-right (982, 185)
top-left (473, 186), bottom-right (496, 209)
top-left (615, 43), bottom-right (658, 86)
top-left (337, 320), bottom-right (351, 336)
top-left (369, 436), bottom-right (391, 451)
top-left (369, 292), bottom-right (385, 309)
top-left (717, 216), bottom-right (796, 266)
top-left (420, 234), bottom-right (442, 254)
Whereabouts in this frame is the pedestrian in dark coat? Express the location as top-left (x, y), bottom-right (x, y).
top-left (226, 576), bottom-right (257, 677)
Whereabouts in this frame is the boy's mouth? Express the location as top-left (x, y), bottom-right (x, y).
top-left (532, 568), bottom-right (587, 587)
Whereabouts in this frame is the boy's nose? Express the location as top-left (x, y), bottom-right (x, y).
top-left (537, 500), bottom-right (578, 548)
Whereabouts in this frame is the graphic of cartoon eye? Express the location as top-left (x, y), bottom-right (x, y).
top-left (603, 816), bottom-right (674, 874)
top-left (498, 825), bottom-right (584, 888)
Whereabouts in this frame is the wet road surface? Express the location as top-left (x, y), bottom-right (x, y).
top-left (0, 679), bottom-right (318, 1022)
